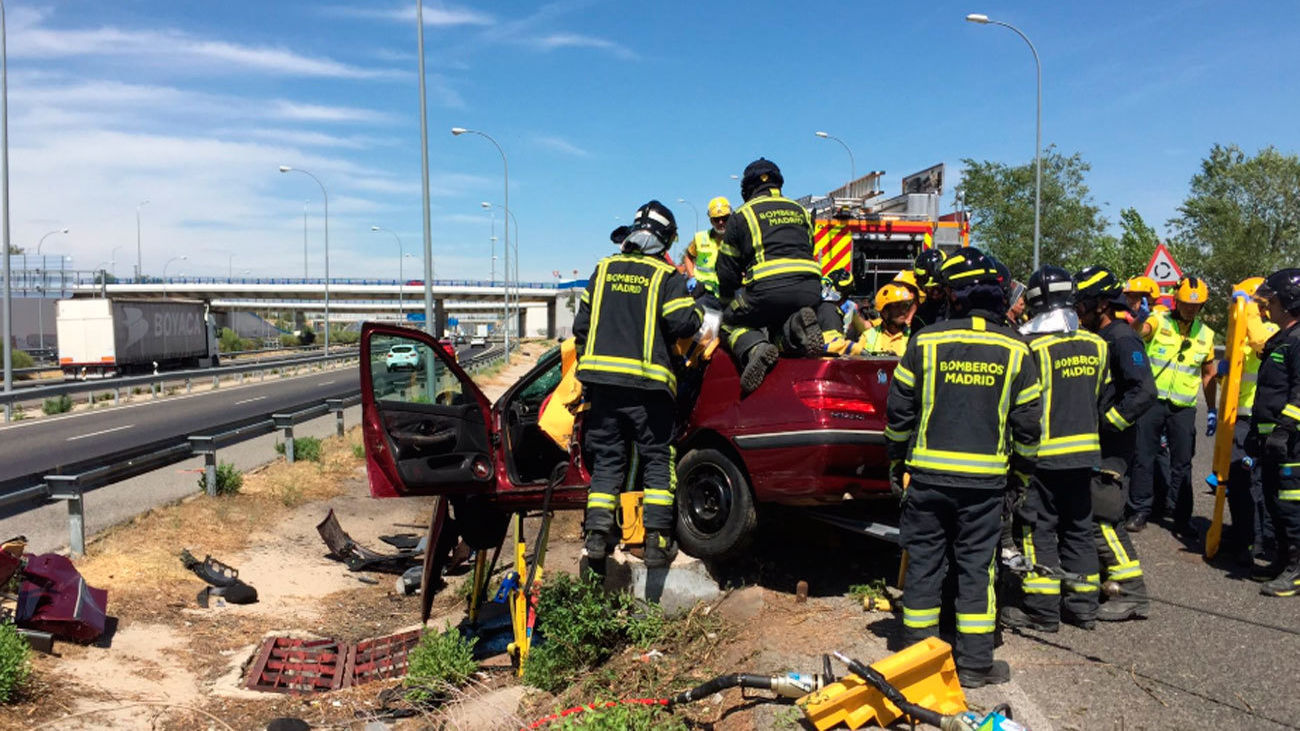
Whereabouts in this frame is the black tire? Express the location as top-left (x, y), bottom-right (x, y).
top-left (675, 448), bottom-right (757, 560)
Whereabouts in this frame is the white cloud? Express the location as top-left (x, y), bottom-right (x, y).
top-left (228, 128), bottom-right (393, 150)
top-left (530, 33), bottom-right (635, 60)
top-left (269, 101), bottom-right (394, 124)
top-left (326, 3), bottom-right (495, 27)
top-left (533, 135), bottom-right (590, 157)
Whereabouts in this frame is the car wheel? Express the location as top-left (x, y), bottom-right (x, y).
top-left (675, 448), bottom-right (757, 561)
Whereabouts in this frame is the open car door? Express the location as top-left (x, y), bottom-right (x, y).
top-left (361, 322), bottom-right (497, 499)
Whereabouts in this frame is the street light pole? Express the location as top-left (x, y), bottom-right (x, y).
top-left (162, 255), bottom-right (186, 296)
top-left (676, 198), bottom-right (700, 234)
top-left (452, 126), bottom-right (510, 363)
top-left (371, 225), bottom-right (405, 318)
top-left (34, 228), bottom-right (67, 352)
top-left (480, 201), bottom-right (496, 282)
top-left (135, 199), bottom-right (149, 283)
top-left (111, 245), bottom-right (123, 278)
top-left (481, 201), bottom-right (518, 343)
top-left (416, 0), bottom-right (436, 338)
top-left (814, 131), bottom-right (856, 185)
top-left (1, 0), bottom-right (12, 416)
top-left (966, 13), bottom-right (1042, 269)
top-left (278, 166), bottom-right (330, 355)
top-left (302, 199), bottom-right (309, 279)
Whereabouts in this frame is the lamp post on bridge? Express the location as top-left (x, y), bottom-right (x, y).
top-left (34, 228), bottom-right (68, 352)
top-left (454, 127), bottom-right (511, 363)
top-left (162, 255), bottom-right (186, 296)
top-left (371, 225), bottom-right (406, 318)
top-left (278, 165), bottom-right (330, 356)
top-left (480, 201), bottom-right (518, 346)
top-left (676, 198), bottom-right (699, 235)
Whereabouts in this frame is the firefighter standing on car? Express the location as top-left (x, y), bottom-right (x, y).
top-left (572, 201), bottom-right (714, 574)
top-left (1128, 276), bottom-right (1218, 536)
top-left (680, 196), bottom-right (729, 296)
top-left (1224, 277), bottom-right (1279, 565)
top-left (1000, 266), bottom-right (1106, 632)
top-left (857, 282), bottom-right (914, 356)
top-left (1247, 268), bottom-right (1300, 597)
top-left (885, 247), bottom-right (1042, 689)
top-left (716, 158), bottom-right (827, 393)
top-left (1074, 267), bottom-right (1154, 621)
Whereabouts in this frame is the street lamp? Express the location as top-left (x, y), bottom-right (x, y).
top-left (676, 198), bottom-right (700, 234)
top-left (480, 201), bottom-right (497, 282)
top-left (814, 131), bottom-right (856, 185)
top-left (371, 225), bottom-right (405, 316)
top-left (453, 126), bottom-right (511, 362)
top-left (480, 201), bottom-right (518, 345)
top-left (416, 0), bottom-right (436, 340)
top-left (162, 255), bottom-right (187, 296)
top-left (111, 245), bottom-right (124, 278)
top-left (966, 12), bottom-right (1042, 269)
top-left (302, 199), bottom-right (309, 279)
top-left (34, 229), bottom-right (68, 352)
top-left (135, 199), bottom-right (149, 283)
top-left (279, 165), bottom-right (331, 355)
top-left (1, 0), bottom-right (14, 416)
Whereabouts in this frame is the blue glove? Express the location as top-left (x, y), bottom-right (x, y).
top-left (1133, 297), bottom-right (1151, 325)
top-left (686, 277), bottom-right (697, 293)
top-left (1206, 408), bottom-right (1218, 437)
top-left (1215, 359), bottom-right (1229, 378)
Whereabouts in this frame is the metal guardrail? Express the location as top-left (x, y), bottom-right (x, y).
top-left (10, 343), bottom-right (352, 380)
top-left (0, 394), bottom-right (364, 556)
top-left (1, 351), bottom-right (360, 421)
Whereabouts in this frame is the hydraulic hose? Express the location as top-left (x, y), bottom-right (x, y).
top-left (669, 672), bottom-right (831, 706)
top-left (832, 651), bottom-right (944, 728)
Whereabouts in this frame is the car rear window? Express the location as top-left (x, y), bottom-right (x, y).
top-left (390, 345), bottom-right (414, 353)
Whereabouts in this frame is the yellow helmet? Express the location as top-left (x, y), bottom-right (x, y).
top-left (1175, 276), bottom-right (1208, 304)
top-left (875, 283), bottom-right (916, 312)
top-left (1124, 276), bottom-right (1160, 300)
top-left (1235, 276), bottom-right (1266, 297)
top-left (707, 196), bottom-right (732, 219)
top-left (892, 269), bottom-right (925, 303)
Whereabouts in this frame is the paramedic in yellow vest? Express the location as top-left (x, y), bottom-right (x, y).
top-left (857, 283), bottom-right (913, 356)
top-left (1224, 277), bottom-right (1280, 564)
top-left (681, 197), bottom-right (729, 296)
top-left (1123, 276), bottom-right (1167, 324)
top-left (1126, 276), bottom-right (1218, 537)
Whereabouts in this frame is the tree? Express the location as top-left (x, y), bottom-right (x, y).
top-left (960, 147), bottom-right (1115, 279)
top-left (1168, 143), bottom-right (1300, 308)
top-left (4, 244), bottom-right (20, 254)
top-left (1092, 207), bottom-right (1162, 280)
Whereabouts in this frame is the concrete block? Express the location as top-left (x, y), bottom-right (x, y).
top-left (601, 547), bottom-right (723, 616)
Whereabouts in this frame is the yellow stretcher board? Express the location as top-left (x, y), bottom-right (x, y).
top-left (1206, 297), bottom-right (1249, 559)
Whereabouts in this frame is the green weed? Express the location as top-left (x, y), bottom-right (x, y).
top-left (0, 622), bottom-right (31, 703)
top-left (197, 462), bottom-right (243, 496)
top-left (404, 623), bottom-right (478, 702)
top-left (42, 394), bottom-right (72, 415)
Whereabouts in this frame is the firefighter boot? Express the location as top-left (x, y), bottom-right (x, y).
top-left (999, 606), bottom-right (1059, 633)
top-left (1260, 548), bottom-right (1300, 597)
top-left (644, 531), bottom-right (678, 569)
top-left (1096, 597), bottom-right (1149, 622)
top-left (957, 660), bottom-right (1011, 689)
top-left (791, 307), bottom-right (825, 356)
top-left (739, 342), bottom-right (779, 395)
top-left (583, 530), bottom-right (612, 579)
top-left (1250, 541), bottom-right (1289, 582)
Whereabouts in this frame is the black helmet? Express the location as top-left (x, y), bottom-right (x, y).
top-left (1025, 265), bottom-right (1075, 314)
top-left (624, 200), bottom-right (677, 255)
top-left (1260, 268), bottom-right (1300, 314)
top-left (938, 247), bottom-right (1001, 290)
top-left (1073, 266), bottom-right (1124, 307)
top-left (740, 158), bottom-right (784, 201)
top-left (990, 257), bottom-right (1012, 293)
top-left (913, 249), bottom-right (948, 288)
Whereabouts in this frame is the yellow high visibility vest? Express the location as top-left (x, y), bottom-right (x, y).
top-left (1146, 311), bottom-right (1214, 408)
top-left (689, 230), bottom-right (720, 294)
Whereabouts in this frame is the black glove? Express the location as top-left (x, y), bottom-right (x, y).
top-left (1266, 428), bottom-right (1292, 459)
top-left (889, 460), bottom-right (907, 500)
top-left (696, 292), bottom-right (722, 312)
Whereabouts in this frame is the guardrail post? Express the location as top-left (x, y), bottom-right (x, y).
top-left (44, 476), bottom-right (85, 557)
top-left (3, 404), bottom-right (10, 423)
top-left (189, 436), bottom-right (218, 496)
top-left (186, 378), bottom-right (192, 394)
top-left (327, 398), bottom-right (345, 437)
top-left (113, 388), bottom-right (119, 406)
top-left (212, 375), bottom-right (219, 389)
top-left (151, 382), bottom-right (158, 400)
top-left (273, 414), bottom-right (296, 463)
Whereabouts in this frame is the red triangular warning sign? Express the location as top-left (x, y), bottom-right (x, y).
top-left (1144, 243), bottom-right (1183, 286)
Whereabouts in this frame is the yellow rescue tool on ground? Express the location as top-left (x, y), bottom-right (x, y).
top-left (1206, 296), bottom-right (1249, 559)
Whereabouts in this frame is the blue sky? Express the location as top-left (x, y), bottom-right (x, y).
top-left (6, 1), bottom-right (1299, 283)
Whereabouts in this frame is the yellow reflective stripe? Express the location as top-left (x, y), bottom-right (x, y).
top-left (584, 259), bottom-right (612, 358)
top-left (1149, 357), bottom-right (1201, 376)
top-left (1104, 406), bottom-right (1131, 430)
top-left (915, 331), bottom-right (1030, 352)
top-left (1076, 270), bottom-right (1108, 291)
top-left (1108, 563), bottom-right (1144, 580)
top-left (996, 348), bottom-right (1020, 455)
top-left (1012, 440), bottom-right (1038, 457)
top-left (662, 296), bottom-right (694, 315)
top-left (1021, 528), bottom-right (1060, 594)
top-left (643, 269), bottom-right (663, 367)
top-left (1279, 490), bottom-right (1300, 501)
top-left (745, 258), bottom-right (822, 283)
top-left (902, 606), bottom-right (940, 628)
top-left (1038, 433), bottom-right (1101, 457)
top-left (727, 326), bottom-right (752, 349)
top-left (910, 447), bottom-right (1007, 475)
top-left (578, 355), bottom-right (678, 392)
top-left (917, 342), bottom-right (939, 452)
top-left (586, 494), bottom-right (616, 509)
top-left (1283, 404), bottom-right (1300, 422)
top-left (718, 243), bottom-right (740, 258)
top-left (1016, 381), bottom-right (1042, 405)
top-left (1064, 574), bottom-right (1101, 593)
top-left (580, 290), bottom-right (590, 304)
top-left (893, 365), bottom-right (916, 387)
top-left (955, 612), bottom-right (996, 634)
top-left (643, 489), bottom-right (674, 506)
top-left (1099, 522), bottom-right (1143, 579)
top-left (884, 426), bottom-right (913, 442)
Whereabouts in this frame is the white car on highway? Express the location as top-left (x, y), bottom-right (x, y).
top-left (384, 344), bottom-right (422, 371)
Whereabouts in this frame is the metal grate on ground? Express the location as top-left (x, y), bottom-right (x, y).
top-left (246, 629), bottom-right (423, 693)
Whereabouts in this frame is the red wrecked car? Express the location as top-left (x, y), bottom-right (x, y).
top-left (360, 322), bottom-right (897, 561)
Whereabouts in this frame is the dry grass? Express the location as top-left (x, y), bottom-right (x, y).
top-left (76, 427), bottom-right (365, 607)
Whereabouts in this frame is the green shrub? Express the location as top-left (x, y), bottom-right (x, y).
top-left (11, 405), bottom-right (24, 421)
top-left (0, 622), bottom-right (32, 703)
top-left (522, 573), bottom-right (664, 693)
top-left (197, 462), bottom-right (243, 496)
top-left (330, 328), bottom-right (360, 345)
top-left (275, 436), bottom-right (322, 463)
top-left (218, 327), bottom-right (246, 353)
top-left (42, 394), bottom-right (72, 415)
top-left (11, 350), bottom-right (33, 369)
top-left (279, 333), bottom-right (298, 348)
top-left (550, 701), bottom-right (686, 731)
top-left (351, 442), bottom-right (365, 460)
top-left (404, 624), bottom-right (478, 702)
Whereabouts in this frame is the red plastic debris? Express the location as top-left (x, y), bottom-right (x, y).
top-left (246, 629), bottom-right (424, 693)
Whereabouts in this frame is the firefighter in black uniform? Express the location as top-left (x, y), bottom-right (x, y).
top-left (573, 201), bottom-right (712, 573)
top-left (716, 158), bottom-right (826, 394)
top-left (1249, 268), bottom-right (1300, 596)
top-left (910, 248), bottom-right (948, 334)
top-left (1000, 266), bottom-right (1106, 632)
top-left (885, 247), bottom-right (1042, 688)
top-left (1074, 266), bottom-right (1154, 621)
